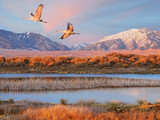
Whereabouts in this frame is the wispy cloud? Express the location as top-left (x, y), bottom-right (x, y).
top-left (43, 0), bottom-right (112, 32)
top-left (106, 7), bottom-right (142, 25)
top-left (105, 0), bottom-right (155, 25)
top-left (1, 0), bottom-right (112, 33)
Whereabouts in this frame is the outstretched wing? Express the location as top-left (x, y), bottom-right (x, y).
top-left (60, 33), bottom-right (71, 39)
top-left (30, 13), bottom-right (34, 18)
top-left (35, 4), bottom-right (44, 19)
top-left (67, 23), bottom-right (74, 31)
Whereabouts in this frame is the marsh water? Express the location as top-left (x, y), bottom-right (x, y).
top-left (0, 73), bottom-right (160, 104)
top-left (1, 87), bottom-right (160, 104)
top-left (1, 73), bottom-right (160, 80)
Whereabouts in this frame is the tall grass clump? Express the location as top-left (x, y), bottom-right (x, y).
top-left (137, 99), bottom-right (148, 105)
top-left (77, 99), bottom-right (97, 107)
top-left (60, 99), bottom-right (68, 105)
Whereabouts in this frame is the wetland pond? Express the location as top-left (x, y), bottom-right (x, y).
top-left (0, 73), bottom-right (160, 104)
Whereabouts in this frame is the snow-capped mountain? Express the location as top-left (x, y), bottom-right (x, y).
top-left (82, 28), bottom-right (160, 50)
top-left (0, 29), bottom-right (70, 51)
top-left (71, 43), bottom-right (89, 50)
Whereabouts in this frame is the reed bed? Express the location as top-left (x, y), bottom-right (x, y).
top-left (0, 77), bottom-right (160, 91)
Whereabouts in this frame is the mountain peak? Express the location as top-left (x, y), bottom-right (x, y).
top-left (83, 28), bottom-right (160, 50)
top-left (99, 28), bottom-right (153, 42)
top-left (71, 43), bottom-right (89, 50)
top-left (26, 32), bottom-right (30, 35)
top-left (139, 28), bottom-right (152, 33)
top-left (0, 30), bottom-right (70, 51)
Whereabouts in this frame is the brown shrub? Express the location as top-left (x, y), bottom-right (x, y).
top-left (23, 105), bottom-right (160, 120)
top-left (107, 52), bottom-right (120, 57)
top-left (1, 53), bottom-right (160, 67)
top-left (134, 57), bottom-right (148, 66)
top-left (148, 57), bottom-right (156, 64)
top-left (0, 57), bottom-right (5, 63)
top-left (108, 56), bottom-right (119, 63)
top-left (128, 57), bottom-right (137, 62)
top-left (71, 57), bottom-right (89, 64)
top-left (29, 57), bottom-right (42, 66)
top-left (156, 55), bottom-right (160, 61)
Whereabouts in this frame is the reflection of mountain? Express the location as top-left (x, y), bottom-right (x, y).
top-left (120, 88), bottom-right (143, 97)
top-left (119, 87), bottom-right (160, 103)
top-left (82, 28), bottom-right (160, 50)
top-left (0, 29), bottom-right (70, 51)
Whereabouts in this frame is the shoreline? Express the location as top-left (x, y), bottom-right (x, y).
top-left (1, 66), bottom-right (160, 74)
top-left (0, 99), bottom-right (160, 120)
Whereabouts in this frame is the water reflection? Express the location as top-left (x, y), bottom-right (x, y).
top-left (0, 87), bottom-right (160, 104)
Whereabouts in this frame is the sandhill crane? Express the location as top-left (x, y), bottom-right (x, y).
top-left (56, 23), bottom-right (79, 39)
top-left (23, 4), bottom-right (47, 23)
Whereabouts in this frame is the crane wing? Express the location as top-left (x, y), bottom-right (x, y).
top-left (35, 4), bottom-right (44, 19)
top-left (60, 33), bottom-right (71, 39)
top-left (30, 13), bottom-right (34, 18)
top-left (67, 23), bottom-right (74, 31)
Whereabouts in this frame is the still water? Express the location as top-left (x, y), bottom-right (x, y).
top-left (0, 73), bottom-right (160, 80)
top-left (1, 87), bottom-right (160, 104)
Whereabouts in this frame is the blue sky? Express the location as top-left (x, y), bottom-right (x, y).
top-left (0, 0), bottom-right (160, 46)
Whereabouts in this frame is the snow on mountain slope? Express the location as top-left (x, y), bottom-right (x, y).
top-left (71, 43), bottom-right (88, 50)
top-left (83, 28), bottom-right (160, 50)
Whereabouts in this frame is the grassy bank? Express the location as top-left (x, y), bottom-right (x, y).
top-left (0, 77), bottom-right (160, 91)
top-left (1, 66), bottom-right (160, 74)
top-left (0, 99), bottom-right (160, 120)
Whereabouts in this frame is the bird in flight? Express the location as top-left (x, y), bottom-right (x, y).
top-left (56, 23), bottom-right (80, 39)
top-left (23, 4), bottom-right (47, 23)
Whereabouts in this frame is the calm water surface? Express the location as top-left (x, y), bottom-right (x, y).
top-left (1, 87), bottom-right (160, 104)
top-left (1, 73), bottom-right (160, 104)
top-left (0, 73), bottom-right (160, 80)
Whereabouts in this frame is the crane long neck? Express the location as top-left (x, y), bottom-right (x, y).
top-left (23, 17), bottom-right (32, 20)
top-left (56, 30), bottom-right (65, 33)
top-left (72, 32), bottom-right (80, 34)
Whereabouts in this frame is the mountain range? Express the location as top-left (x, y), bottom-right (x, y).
top-left (0, 28), bottom-right (160, 51)
top-left (71, 43), bottom-right (88, 50)
top-left (82, 28), bottom-right (160, 50)
top-left (0, 29), bottom-right (70, 51)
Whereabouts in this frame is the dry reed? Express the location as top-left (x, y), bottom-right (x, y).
top-left (0, 77), bottom-right (160, 91)
top-left (22, 105), bottom-right (160, 120)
